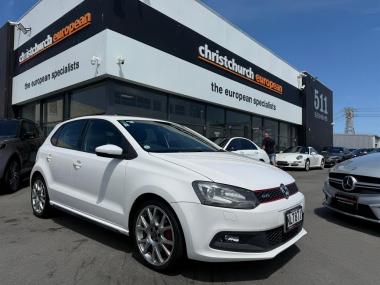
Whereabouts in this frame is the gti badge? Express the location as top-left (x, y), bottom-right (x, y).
top-left (280, 184), bottom-right (290, 199)
top-left (342, 176), bottom-right (357, 191)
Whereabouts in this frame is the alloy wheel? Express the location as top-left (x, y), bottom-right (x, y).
top-left (135, 205), bottom-right (175, 266)
top-left (31, 179), bottom-right (46, 214)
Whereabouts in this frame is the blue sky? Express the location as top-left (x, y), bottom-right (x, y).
top-left (1, 0), bottom-right (380, 134)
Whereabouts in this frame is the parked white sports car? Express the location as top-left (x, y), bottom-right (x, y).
top-left (276, 146), bottom-right (325, 171)
top-left (213, 137), bottom-right (270, 164)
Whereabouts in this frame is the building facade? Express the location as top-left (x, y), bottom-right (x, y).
top-left (0, 0), bottom-right (333, 151)
top-left (334, 134), bottom-right (380, 149)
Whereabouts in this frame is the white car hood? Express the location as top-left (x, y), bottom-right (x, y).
top-left (276, 153), bottom-right (304, 161)
top-left (150, 152), bottom-right (294, 190)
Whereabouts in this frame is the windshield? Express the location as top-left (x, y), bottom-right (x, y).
top-left (322, 147), bottom-right (343, 153)
top-left (284, 146), bottom-right (309, 154)
top-left (119, 120), bottom-right (219, 153)
top-left (0, 121), bottom-right (19, 138)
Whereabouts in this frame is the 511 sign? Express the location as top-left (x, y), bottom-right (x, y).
top-left (314, 89), bottom-right (328, 122)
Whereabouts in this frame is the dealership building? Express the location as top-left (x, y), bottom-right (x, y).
top-left (0, 0), bottom-right (333, 151)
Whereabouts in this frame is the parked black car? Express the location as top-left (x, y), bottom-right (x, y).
top-left (351, 148), bottom-right (372, 158)
top-left (0, 119), bottom-right (43, 193)
top-left (321, 146), bottom-right (353, 167)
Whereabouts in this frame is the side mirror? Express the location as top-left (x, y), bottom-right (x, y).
top-left (95, 144), bottom-right (124, 159)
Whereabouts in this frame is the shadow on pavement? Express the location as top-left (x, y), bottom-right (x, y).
top-left (51, 208), bottom-right (300, 282)
top-left (314, 207), bottom-right (380, 237)
top-left (176, 245), bottom-right (300, 282)
top-left (52, 210), bottom-right (133, 253)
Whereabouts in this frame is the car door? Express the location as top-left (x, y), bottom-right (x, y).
top-left (18, 120), bottom-right (40, 173)
top-left (45, 120), bottom-right (88, 203)
top-left (239, 139), bottom-right (261, 160)
top-left (69, 119), bottom-right (130, 227)
top-left (310, 147), bottom-right (319, 167)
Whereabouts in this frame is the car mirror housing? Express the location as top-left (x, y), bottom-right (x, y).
top-left (95, 144), bottom-right (124, 159)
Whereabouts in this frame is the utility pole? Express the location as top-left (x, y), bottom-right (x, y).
top-left (344, 107), bottom-right (355, 135)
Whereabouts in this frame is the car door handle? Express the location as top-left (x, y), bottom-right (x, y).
top-left (73, 161), bottom-right (82, 170)
top-left (46, 154), bottom-right (52, 162)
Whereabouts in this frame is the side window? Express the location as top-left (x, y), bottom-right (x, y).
top-left (82, 120), bottom-right (127, 154)
top-left (241, 139), bottom-right (257, 150)
top-left (56, 120), bottom-right (87, 150)
top-left (226, 139), bottom-right (242, 151)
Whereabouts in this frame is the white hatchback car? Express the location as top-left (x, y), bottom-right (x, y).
top-left (31, 116), bottom-right (306, 271)
top-left (213, 137), bottom-right (270, 164)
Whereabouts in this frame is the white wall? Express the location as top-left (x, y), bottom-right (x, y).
top-left (334, 134), bottom-right (377, 148)
top-left (140, 0), bottom-right (301, 88)
top-left (14, 0), bottom-right (84, 49)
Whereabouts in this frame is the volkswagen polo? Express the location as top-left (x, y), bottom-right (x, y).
top-left (30, 116), bottom-right (306, 270)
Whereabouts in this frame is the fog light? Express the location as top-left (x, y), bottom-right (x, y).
top-left (224, 235), bottom-right (240, 243)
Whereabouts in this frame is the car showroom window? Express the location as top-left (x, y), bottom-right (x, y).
top-left (55, 120), bottom-right (87, 150)
top-left (226, 139), bottom-right (242, 151)
top-left (119, 120), bottom-right (218, 153)
top-left (83, 120), bottom-right (127, 153)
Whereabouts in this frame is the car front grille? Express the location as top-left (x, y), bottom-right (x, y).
top-left (276, 161), bottom-right (289, 166)
top-left (329, 172), bottom-right (380, 194)
top-left (255, 183), bottom-right (299, 203)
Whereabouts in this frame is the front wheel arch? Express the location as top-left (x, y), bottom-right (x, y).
top-left (128, 193), bottom-right (187, 253)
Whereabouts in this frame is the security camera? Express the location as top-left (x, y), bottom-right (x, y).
top-left (91, 56), bottom-right (101, 66)
top-left (117, 57), bottom-right (126, 65)
top-left (8, 21), bottom-right (31, 35)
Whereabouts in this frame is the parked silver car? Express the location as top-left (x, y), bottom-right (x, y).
top-left (323, 153), bottom-right (380, 223)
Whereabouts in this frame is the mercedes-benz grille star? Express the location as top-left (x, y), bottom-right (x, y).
top-left (30, 116), bottom-right (306, 271)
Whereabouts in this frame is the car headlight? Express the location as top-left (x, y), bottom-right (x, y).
top-left (192, 181), bottom-right (259, 209)
top-left (296, 155), bottom-right (303, 160)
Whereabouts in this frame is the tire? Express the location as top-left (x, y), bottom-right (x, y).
top-left (305, 159), bottom-right (310, 172)
top-left (31, 175), bottom-right (52, 218)
top-left (320, 159), bottom-right (325, 169)
top-left (131, 199), bottom-right (185, 271)
top-left (3, 159), bottom-right (21, 193)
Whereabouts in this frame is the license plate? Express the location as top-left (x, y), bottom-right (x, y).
top-left (285, 206), bottom-right (303, 232)
top-left (335, 194), bottom-right (358, 208)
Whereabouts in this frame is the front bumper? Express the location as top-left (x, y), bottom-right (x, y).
top-left (171, 192), bottom-right (306, 262)
top-left (323, 181), bottom-right (380, 223)
top-left (276, 160), bottom-right (306, 169)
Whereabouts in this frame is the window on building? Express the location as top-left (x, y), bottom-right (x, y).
top-left (251, 115), bottom-right (263, 146)
top-left (110, 83), bottom-right (167, 120)
top-left (279, 122), bottom-right (292, 151)
top-left (169, 97), bottom-right (205, 135)
top-left (70, 84), bottom-right (107, 118)
top-left (20, 103), bottom-right (40, 125)
top-left (43, 97), bottom-right (64, 136)
top-left (226, 111), bottom-right (251, 138)
top-left (206, 105), bottom-right (225, 139)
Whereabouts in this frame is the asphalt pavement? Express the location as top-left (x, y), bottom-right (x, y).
top-left (0, 169), bottom-right (379, 285)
